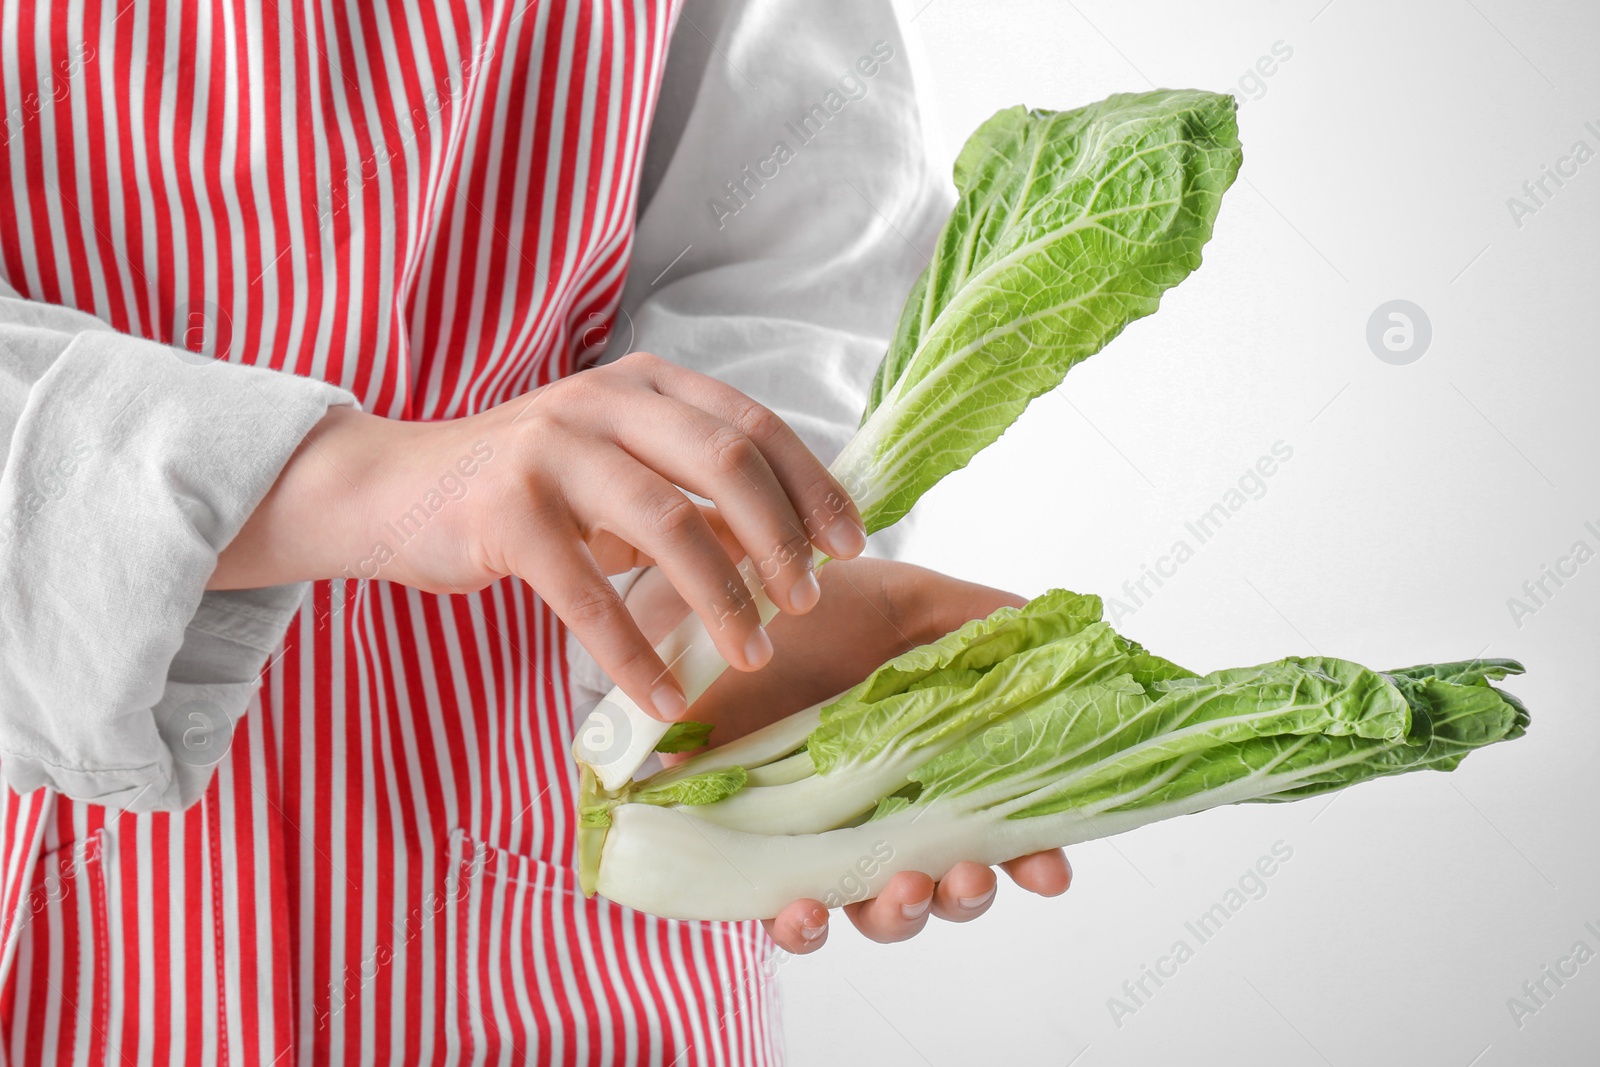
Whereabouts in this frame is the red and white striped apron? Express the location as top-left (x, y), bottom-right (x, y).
top-left (0, 1), bottom-right (781, 1062)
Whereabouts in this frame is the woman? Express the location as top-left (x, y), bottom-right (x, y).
top-left (0, 0), bottom-right (1069, 1061)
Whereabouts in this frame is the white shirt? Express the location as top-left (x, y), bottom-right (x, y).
top-left (0, 0), bottom-right (952, 811)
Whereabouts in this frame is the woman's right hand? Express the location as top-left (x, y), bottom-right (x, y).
top-left (212, 352), bottom-right (869, 721)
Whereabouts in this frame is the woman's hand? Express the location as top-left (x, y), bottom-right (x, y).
top-left (626, 556), bottom-right (1073, 954)
top-left (212, 353), bottom-right (868, 721)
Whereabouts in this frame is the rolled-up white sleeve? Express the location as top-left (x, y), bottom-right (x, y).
top-left (566, 0), bottom-right (953, 706)
top-left (0, 280), bottom-right (356, 811)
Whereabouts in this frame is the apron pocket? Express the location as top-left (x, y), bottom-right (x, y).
top-left (442, 828), bottom-right (591, 1065)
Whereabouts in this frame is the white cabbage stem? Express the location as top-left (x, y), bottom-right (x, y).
top-left (594, 776), bottom-right (1277, 921)
top-left (573, 549), bottom-right (827, 790)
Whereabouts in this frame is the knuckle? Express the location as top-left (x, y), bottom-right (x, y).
top-left (616, 350), bottom-right (660, 374)
top-left (643, 493), bottom-right (701, 543)
top-left (730, 399), bottom-right (784, 443)
top-left (706, 424), bottom-right (759, 478)
top-left (562, 582), bottom-right (622, 630)
top-left (537, 371), bottom-right (601, 413)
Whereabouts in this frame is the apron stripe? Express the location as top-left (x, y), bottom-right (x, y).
top-left (1, 2), bottom-right (781, 1062)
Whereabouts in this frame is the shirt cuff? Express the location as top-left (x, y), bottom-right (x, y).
top-left (0, 330), bottom-right (356, 810)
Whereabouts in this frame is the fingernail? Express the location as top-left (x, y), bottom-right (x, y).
top-left (820, 519), bottom-right (867, 560)
top-left (958, 887), bottom-right (996, 910)
top-left (790, 571), bottom-right (821, 613)
top-left (652, 684), bottom-right (688, 721)
top-left (900, 896), bottom-right (932, 920)
top-left (800, 917), bottom-right (827, 942)
top-left (744, 626), bottom-right (773, 669)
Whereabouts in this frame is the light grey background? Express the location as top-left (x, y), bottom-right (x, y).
top-left (782, 1), bottom-right (1599, 1063)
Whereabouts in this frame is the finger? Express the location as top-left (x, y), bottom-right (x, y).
top-left (509, 521), bottom-right (687, 722)
top-left (1001, 849), bottom-right (1072, 897)
top-left (568, 447), bottom-right (773, 673)
top-left (628, 353), bottom-right (868, 561)
top-left (929, 861), bottom-right (998, 923)
top-left (696, 506), bottom-right (745, 563)
top-left (841, 870), bottom-right (936, 944)
top-left (590, 506), bottom-right (737, 581)
top-left (610, 394), bottom-right (821, 616)
top-left (763, 899), bottom-right (830, 955)
top-left (585, 528), bottom-right (655, 576)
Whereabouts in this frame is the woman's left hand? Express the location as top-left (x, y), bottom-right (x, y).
top-left (623, 554), bottom-right (1073, 954)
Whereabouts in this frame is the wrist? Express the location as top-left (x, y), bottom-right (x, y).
top-left (210, 405), bottom-right (417, 589)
